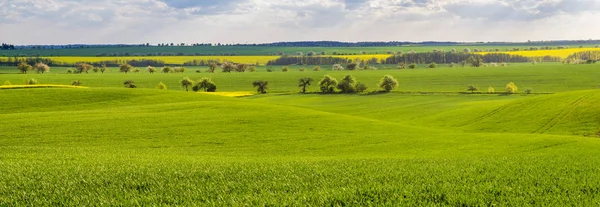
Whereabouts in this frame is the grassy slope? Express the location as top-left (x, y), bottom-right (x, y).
top-left (1, 63), bottom-right (600, 205)
top-left (1, 44), bottom-right (598, 57)
top-left (1, 88), bottom-right (600, 205)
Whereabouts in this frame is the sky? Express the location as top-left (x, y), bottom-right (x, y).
top-left (1, 0), bottom-right (599, 44)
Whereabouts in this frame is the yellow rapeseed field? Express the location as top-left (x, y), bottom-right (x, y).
top-left (0, 85), bottom-right (88, 89)
top-left (331, 54), bottom-right (393, 62)
top-left (45, 56), bottom-right (281, 65)
top-left (198, 92), bottom-right (255, 97)
top-left (0, 55), bottom-right (394, 65)
top-left (476, 48), bottom-right (600, 58)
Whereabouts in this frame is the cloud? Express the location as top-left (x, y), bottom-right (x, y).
top-left (0, 0), bottom-right (599, 44)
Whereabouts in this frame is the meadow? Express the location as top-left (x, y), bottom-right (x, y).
top-left (1, 62), bottom-right (600, 205)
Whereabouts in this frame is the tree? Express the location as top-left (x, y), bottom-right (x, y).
top-left (488, 86), bottom-right (495, 93)
top-left (467, 56), bottom-right (483, 67)
top-left (379, 75), bottom-right (398, 92)
top-left (76, 63), bottom-right (93, 74)
top-left (123, 80), bottom-right (136, 88)
top-left (332, 64), bottom-right (344, 71)
top-left (72, 80), bottom-right (82, 86)
top-left (156, 82), bottom-right (167, 90)
top-left (319, 75), bottom-right (338, 93)
top-left (180, 77), bottom-right (194, 92)
top-left (346, 63), bottom-right (358, 71)
top-left (34, 63), bottom-right (50, 74)
top-left (222, 62), bottom-right (235, 73)
top-left (252, 80), bottom-right (269, 94)
top-left (207, 63), bottom-right (218, 73)
top-left (162, 67), bottom-right (172, 73)
top-left (119, 64), bottom-right (133, 74)
top-left (18, 62), bottom-right (32, 74)
top-left (337, 75), bottom-right (356, 93)
top-left (298, 77), bottom-right (314, 93)
top-left (100, 64), bottom-right (107, 74)
top-left (467, 85), bottom-right (478, 93)
top-left (505, 82), bottom-right (518, 94)
top-left (235, 64), bottom-right (248, 72)
top-left (147, 66), bottom-right (157, 73)
top-left (192, 78), bottom-right (217, 92)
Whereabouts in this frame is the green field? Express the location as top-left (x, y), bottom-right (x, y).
top-left (2, 44), bottom-right (598, 57)
top-left (1, 63), bottom-right (600, 205)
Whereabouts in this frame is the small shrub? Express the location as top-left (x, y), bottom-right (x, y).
top-left (3, 80), bottom-right (12, 85)
top-left (488, 86), bottom-right (495, 93)
top-left (247, 66), bottom-right (256, 72)
top-left (196, 70), bottom-right (202, 73)
top-left (71, 80), bottom-right (82, 86)
top-left (66, 69), bottom-right (74, 74)
top-left (428, 62), bottom-right (437, 68)
top-left (26, 78), bottom-right (38, 85)
top-left (313, 66), bottom-right (321, 71)
top-left (525, 88), bottom-right (533, 94)
top-left (132, 68), bottom-right (141, 73)
top-left (355, 83), bottom-right (368, 93)
top-left (408, 63), bottom-right (417, 69)
top-left (162, 67), bottom-right (172, 73)
top-left (156, 82), bottom-right (167, 90)
top-left (147, 66), bottom-right (157, 73)
top-left (266, 67), bottom-right (273, 72)
top-left (449, 62), bottom-right (455, 68)
top-left (282, 66), bottom-right (289, 72)
top-left (123, 80), bottom-right (136, 88)
top-left (299, 67), bottom-right (306, 72)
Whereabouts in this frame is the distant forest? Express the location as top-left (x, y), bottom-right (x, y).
top-left (2, 40), bottom-right (600, 49)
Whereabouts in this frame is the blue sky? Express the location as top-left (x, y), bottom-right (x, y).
top-left (1, 0), bottom-right (599, 44)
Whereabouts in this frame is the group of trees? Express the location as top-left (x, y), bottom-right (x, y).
top-left (1, 43), bottom-right (16, 50)
top-left (17, 62), bottom-right (51, 74)
top-left (179, 77), bottom-right (217, 92)
top-left (466, 82), bottom-right (532, 94)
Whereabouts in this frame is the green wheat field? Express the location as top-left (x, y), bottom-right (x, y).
top-left (1, 63), bottom-right (600, 205)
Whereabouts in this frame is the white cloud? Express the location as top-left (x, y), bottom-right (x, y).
top-left (0, 0), bottom-right (599, 44)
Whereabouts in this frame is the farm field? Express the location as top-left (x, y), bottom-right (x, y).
top-left (0, 54), bottom-right (393, 65)
top-left (1, 44), bottom-right (599, 57)
top-left (477, 48), bottom-right (600, 58)
top-left (1, 63), bottom-right (600, 205)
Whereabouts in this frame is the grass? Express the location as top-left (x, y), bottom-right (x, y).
top-left (1, 62), bottom-right (600, 205)
top-left (0, 63), bottom-right (597, 93)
